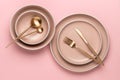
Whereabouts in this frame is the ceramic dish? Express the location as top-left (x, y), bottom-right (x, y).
top-left (11, 5), bottom-right (55, 50)
top-left (57, 21), bottom-right (102, 65)
top-left (50, 14), bottom-right (109, 72)
top-left (15, 10), bottom-right (50, 45)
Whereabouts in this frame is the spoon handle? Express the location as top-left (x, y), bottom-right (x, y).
top-left (6, 26), bottom-right (31, 48)
top-left (21, 30), bottom-right (37, 38)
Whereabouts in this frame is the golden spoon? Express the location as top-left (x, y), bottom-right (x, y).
top-left (6, 16), bottom-right (43, 48)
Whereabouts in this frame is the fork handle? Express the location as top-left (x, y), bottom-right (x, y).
top-left (75, 47), bottom-right (99, 64)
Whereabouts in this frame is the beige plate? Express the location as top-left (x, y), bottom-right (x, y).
top-left (50, 14), bottom-right (109, 72)
top-left (57, 21), bottom-right (102, 65)
top-left (11, 5), bottom-right (55, 50)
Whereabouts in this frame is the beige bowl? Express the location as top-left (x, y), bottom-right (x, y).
top-left (10, 5), bottom-right (55, 50)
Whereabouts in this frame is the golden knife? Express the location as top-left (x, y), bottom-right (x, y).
top-left (75, 28), bottom-right (104, 65)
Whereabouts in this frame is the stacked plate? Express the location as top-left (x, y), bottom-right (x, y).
top-left (50, 14), bottom-right (109, 72)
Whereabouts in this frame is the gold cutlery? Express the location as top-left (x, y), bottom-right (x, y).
top-left (6, 16), bottom-right (43, 48)
top-left (75, 28), bottom-right (103, 65)
top-left (20, 27), bottom-right (43, 38)
top-left (64, 37), bottom-right (100, 64)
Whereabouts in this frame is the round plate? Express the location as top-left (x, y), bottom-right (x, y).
top-left (15, 10), bottom-right (50, 45)
top-left (50, 14), bottom-right (109, 72)
top-left (11, 5), bottom-right (55, 50)
top-left (57, 21), bottom-right (102, 65)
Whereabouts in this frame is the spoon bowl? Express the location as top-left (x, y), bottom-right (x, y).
top-left (31, 16), bottom-right (42, 28)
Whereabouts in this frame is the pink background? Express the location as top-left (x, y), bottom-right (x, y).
top-left (0, 0), bottom-right (120, 80)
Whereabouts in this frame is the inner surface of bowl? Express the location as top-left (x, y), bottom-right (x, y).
top-left (10, 5), bottom-right (55, 50)
top-left (15, 10), bottom-right (49, 45)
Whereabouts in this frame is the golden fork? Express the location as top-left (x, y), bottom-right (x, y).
top-left (64, 37), bottom-right (100, 64)
top-left (75, 28), bottom-right (104, 65)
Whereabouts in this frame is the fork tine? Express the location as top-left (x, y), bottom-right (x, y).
top-left (64, 37), bottom-right (75, 47)
top-left (64, 37), bottom-right (72, 45)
